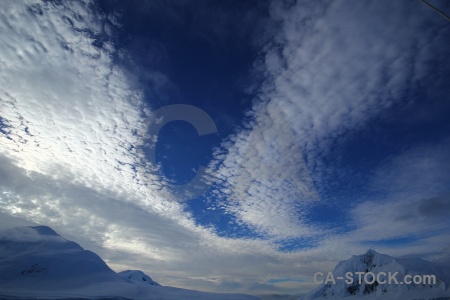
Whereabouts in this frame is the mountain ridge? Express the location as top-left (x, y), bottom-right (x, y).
top-left (0, 226), bottom-right (258, 300)
top-left (299, 249), bottom-right (450, 300)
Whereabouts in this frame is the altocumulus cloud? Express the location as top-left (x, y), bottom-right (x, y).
top-left (0, 0), bottom-right (195, 259)
top-left (0, 0), bottom-right (163, 199)
top-left (0, 0), bottom-right (194, 250)
top-left (1, 0), bottom-right (450, 296)
top-left (0, 0), bottom-right (325, 295)
top-left (206, 0), bottom-right (450, 241)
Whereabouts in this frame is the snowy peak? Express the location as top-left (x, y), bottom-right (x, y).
top-left (357, 249), bottom-right (379, 271)
top-left (0, 226), bottom-right (119, 289)
top-left (119, 269), bottom-right (161, 286)
top-left (30, 225), bottom-right (60, 236)
top-left (334, 249), bottom-right (394, 275)
top-left (359, 249), bottom-right (377, 268)
top-left (0, 225), bottom-right (67, 244)
top-left (0, 225), bottom-right (259, 300)
top-left (300, 250), bottom-right (450, 300)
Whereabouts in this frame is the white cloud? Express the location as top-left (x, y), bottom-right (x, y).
top-left (0, 1), bottom-right (145, 189)
top-left (0, 225), bottom-right (66, 243)
top-left (0, 0), bottom-right (223, 289)
top-left (298, 139), bottom-right (450, 265)
top-left (206, 0), bottom-right (450, 239)
top-left (0, 1), bottom-right (324, 294)
top-left (0, 0), bottom-right (449, 296)
top-left (0, 0), bottom-right (189, 223)
top-left (348, 139), bottom-right (450, 244)
top-left (370, 139), bottom-right (450, 198)
top-left (0, 153), bottom-right (296, 293)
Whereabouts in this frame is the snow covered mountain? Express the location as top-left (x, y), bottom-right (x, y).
top-left (118, 269), bottom-right (161, 286)
top-left (0, 226), bottom-right (258, 300)
top-left (299, 249), bottom-right (450, 300)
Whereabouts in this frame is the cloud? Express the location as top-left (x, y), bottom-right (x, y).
top-left (0, 212), bottom-right (36, 231)
top-left (0, 1), bottom-right (146, 189)
top-left (1, 0), bottom-right (449, 296)
top-left (0, 2), bottom-right (323, 294)
top-left (0, 0), bottom-right (232, 291)
top-left (303, 139), bottom-right (450, 263)
top-left (0, 226), bottom-right (66, 243)
top-left (0, 153), bottom-right (299, 294)
top-left (349, 139), bottom-right (450, 242)
top-left (206, 0), bottom-right (450, 239)
top-left (0, 152), bottom-right (336, 295)
top-left (0, 0), bottom-right (186, 221)
top-left (206, 114), bottom-right (321, 238)
top-left (370, 139), bottom-right (450, 198)
top-left (418, 195), bottom-right (450, 217)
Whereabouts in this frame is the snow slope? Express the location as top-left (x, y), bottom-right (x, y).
top-left (0, 226), bottom-right (258, 300)
top-left (118, 270), bottom-right (161, 286)
top-left (299, 249), bottom-right (450, 300)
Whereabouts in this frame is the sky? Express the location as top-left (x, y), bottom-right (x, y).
top-left (0, 0), bottom-right (450, 296)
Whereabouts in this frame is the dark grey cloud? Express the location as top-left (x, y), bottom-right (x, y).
top-left (419, 195), bottom-right (450, 218)
top-left (394, 195), bottom-right (450, 222)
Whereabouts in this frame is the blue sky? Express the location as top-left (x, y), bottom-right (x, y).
top-left (1, 0), bottom-right (450, 296)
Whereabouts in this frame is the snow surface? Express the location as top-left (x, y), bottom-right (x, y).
top-left (299, 249), bottom-right (450, 300)
top-left (118, 270), bottom-right (161, 286)
top-left (0, 226), bottom-right (259, 300)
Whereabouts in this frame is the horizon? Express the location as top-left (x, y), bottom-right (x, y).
top-left (1, 0), bottom-right (450, 296)
top-left (1, 222), bottom-right (444, 299)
